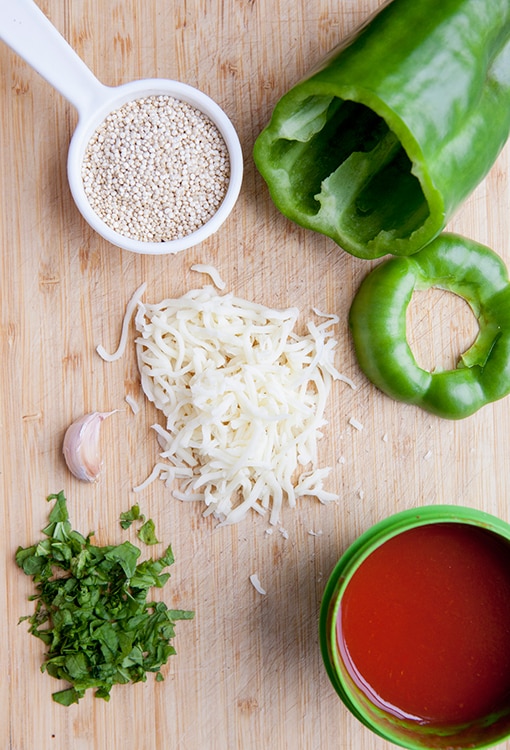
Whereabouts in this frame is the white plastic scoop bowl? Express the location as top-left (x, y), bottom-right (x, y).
top-left (0, 0), bottom-right (243, 254)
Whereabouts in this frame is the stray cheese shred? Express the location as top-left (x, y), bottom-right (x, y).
top-left (133, 281), bottom-right (354, 526)
top-left (190, 263), bottom-right (227, 290)
top-left (97, 283), bottom-right (148, 362)
top-left (249, 573), bottom-right (267, 595)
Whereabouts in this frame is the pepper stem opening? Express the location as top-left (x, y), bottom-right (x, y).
top-left (270, 96), bottom-right (430, 249)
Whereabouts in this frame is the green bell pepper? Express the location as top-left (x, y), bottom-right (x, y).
top-left (348, 233), bottom-right (510, 419)
top-left (253, 0), bottom-right (510, 259)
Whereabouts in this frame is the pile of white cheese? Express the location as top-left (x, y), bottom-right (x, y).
top-left (129, 275), bottom-right (354, 526)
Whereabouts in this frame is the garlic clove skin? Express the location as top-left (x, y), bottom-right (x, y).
top-left (62, 411), bottom-right (116, 482)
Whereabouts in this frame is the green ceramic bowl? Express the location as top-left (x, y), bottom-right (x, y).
top-left (319, 505), bottom-right (510, 749)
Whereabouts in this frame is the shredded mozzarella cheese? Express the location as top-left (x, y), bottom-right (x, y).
top-left (125, 394), bottom-right (140, 414)
top-left (348, 416), bottom-right (364, 431)
top-left (97, 283), bottom-right (147, 362)
top-left (249, 574), bottom-right (267, 595)
top-left (134, 283), bottom-right (350, 525)
top-left (191, 263), bottom-right (227, 290)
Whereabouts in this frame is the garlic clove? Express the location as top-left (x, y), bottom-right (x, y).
top-left (62, 411), bottom-right (116, 482)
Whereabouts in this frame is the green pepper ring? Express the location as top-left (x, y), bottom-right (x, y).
top-left (348, 233), bottom-right (510, 419)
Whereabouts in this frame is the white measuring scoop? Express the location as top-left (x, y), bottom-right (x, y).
top-left (0, 0), bottom-right (243, 254)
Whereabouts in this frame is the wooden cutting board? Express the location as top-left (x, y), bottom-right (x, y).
top-left (1, 1), bottom-right (510, 748)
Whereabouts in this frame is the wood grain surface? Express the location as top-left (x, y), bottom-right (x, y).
top-left (1, 1), bottom-right (510, 749)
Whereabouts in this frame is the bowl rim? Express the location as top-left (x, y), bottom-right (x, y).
top-left (319, 504), bottom-right (510, 750)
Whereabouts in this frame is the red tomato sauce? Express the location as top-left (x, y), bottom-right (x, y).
top-left (337, 523), bottom-right (510, 725)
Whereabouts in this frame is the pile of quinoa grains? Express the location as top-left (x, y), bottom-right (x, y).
top-left (81, 95), bottom-right (230, 242)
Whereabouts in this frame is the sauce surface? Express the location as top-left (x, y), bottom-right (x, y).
top-left (338, 523), bottom-right (510, 725)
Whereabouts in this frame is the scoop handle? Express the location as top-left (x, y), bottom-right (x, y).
top-left (0, 0), bottom-right (110, 117)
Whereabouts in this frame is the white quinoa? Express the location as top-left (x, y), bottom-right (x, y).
top-left (81, 95), bottom-right (230, 242)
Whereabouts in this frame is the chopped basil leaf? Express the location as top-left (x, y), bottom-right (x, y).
top-left (137, 518), bottom-right (159, 546)
top-left (16, 491), bottom-right (194, 704)
top-left (119, 504), bottom-right (145, 530)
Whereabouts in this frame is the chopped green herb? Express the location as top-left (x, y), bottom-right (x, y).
top-left (120, 505), bottom-right (159, 545)
top-left (137, 518), bottom-right (159, 546)
top-left (119, 504), bottom-right (145, 530)
top-left (16, 491), bottom-right (194, 705)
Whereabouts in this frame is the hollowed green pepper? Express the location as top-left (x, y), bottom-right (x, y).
top-left (253, 0), bottom-right (510, 259)
top-left (348, 233), bottom-right (510, 419)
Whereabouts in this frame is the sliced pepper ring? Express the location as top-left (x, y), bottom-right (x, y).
top-left (349, 233), bottom-right (510, 419)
